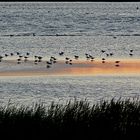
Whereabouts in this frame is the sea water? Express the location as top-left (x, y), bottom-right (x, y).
top-left (0, 2), bottom-right (140, 105)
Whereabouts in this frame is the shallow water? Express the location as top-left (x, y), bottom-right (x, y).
top-left (0, 75), bottom-right (140, 106)
top-left (0, 2), bottom-right (140, 105)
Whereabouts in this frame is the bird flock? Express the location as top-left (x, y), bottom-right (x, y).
top-left (0, 49), bottom-right (135, 69)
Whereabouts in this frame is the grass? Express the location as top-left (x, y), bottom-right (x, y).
top-left (0, 98), bottom-right (140, 139)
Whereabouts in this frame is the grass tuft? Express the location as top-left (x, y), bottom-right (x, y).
top-left (0, 98), bottom-right (140, 139)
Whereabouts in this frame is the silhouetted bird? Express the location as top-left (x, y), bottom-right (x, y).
top-left (17, 58), bottom-right (21, 61)
top-left (101, 50), bottom-right (106, 53)
top-left (38, 56), bottom-right (43, 62)
top-left (19, 55), bottom-right (23, 58)
top-left (24, 56), bottom-right (28, 62)
top-left (0, 56), bottom-right (3, 59)
top-left (17, 58), bottom-right (21, 64)
top-left (16, 52), bottom-right (20, 55)
top-left (5, 54), bottom-right (8, 57)
top-left (34, 60), bottom-right (38, 62)
top-left (10, 53), bottom-right (14, 56)
top-left (74, 55), bottom-right (79, 60)
top-left (59, 52), bottom-right (64, 56)
top-left (34, 60), bottom-right (38, 64)
top-left (106, 53), bottom-right (109, 57)
top-left (26, 52), bottom-right (30, 55)
top-left (34, 56), bottom-right (38, 59)
top-left (46, 61), bottom-right (52, 65)
top-left (51, 56), bottom-right (56, 60)
top-left (110, 53), bottom-right (114, 56)
top-left (65, 57), bottom-right (70, 60)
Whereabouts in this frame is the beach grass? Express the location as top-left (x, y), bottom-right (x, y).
top-left (0, 98), bottom-right (140, 139)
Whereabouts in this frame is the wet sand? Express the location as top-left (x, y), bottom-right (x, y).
top-left (0, 58), bottom-right (140, 76)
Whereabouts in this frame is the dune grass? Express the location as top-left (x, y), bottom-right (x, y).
top-left (0, 98), bottom-right (140, 139)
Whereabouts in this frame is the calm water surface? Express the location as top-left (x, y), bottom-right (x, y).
top-left (0, 76), bottom-right (140, 105)
top-left (0, 2), bottom-right (140, 105)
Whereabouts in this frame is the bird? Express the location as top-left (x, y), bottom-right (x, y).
top-left (59, 52), bottom-right (64, 56)
top-left (5, 54), bottom-right (8, 57)
top-left (34, 56), bottom-right (38, 59)
top-left (38, 56), bottom-right (43, 62)
top-left (110, 53), bottom-right (114, 56)
top-left (129, 53), bottom-right (133, 56)
top-left (17, 58), bottom-right (21, 61)
top-left (26, 52), bottom-right (30, 56)
top-left (10, 53), bottom-right (14, 56)
top-left (16, 52), bottom-right (20, 55)
top-left (101, 50), bottom-right (106, 53)
top-left (0, 56), bottom-right (3, 59)
top-left (74, 55), bottom-right (79, 60)
top-left (46, 61), bottom-right (52, 65)
top-left (51, 56), bottom-right (56, 60)
top-left (34, 60), bottom-right (38, 65)
top-left (90, 56), bottom-right (94, 59)
top-left (24, 56), bottom-right (28, 62)
top-left (106, 53), bottom-right (109, 57)
top-left (34, 60), bottom-right (38, 62)
top-left (19, 55), bottom-right (23, 58)
top-left (65, 57), bottom-right (70, 60)
top-left (86, 55), bottom-right (90, 60)
top-left (17, 58), bottom-right (21, 64)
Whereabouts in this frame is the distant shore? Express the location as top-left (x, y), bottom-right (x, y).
top-left (0, 58), bottom-right (140, 76)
